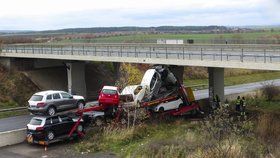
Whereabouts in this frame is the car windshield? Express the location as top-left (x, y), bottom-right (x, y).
top-left (102, 89), bottom-right (117, 95)
top-left (30, 95), bottom-right (43, 101)
top-left (29, 118), bottom-right (43, 125)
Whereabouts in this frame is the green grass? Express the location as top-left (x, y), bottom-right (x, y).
top-left (0, 102), bottom-right (19, 109)
top-left (184, 71), bottom-right (280, 87)
top-left (58, 31), bottom-right (280, 44)
top-left (245, 94), bottom-right (280, 113)
top-left (75, 120), bottom-right (197, 157)
top-left (0, 110), bottom-right (29, 119)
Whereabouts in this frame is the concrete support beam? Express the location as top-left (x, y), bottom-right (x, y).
top-left (113, 62), bottom-right (120, 81)
top-left (0, 58), bottom-right (13, 70)
top-left (169, 65), bottom-right (184, 83)
top-left (66, 62), bottom-right (87, 98)
top-left (208, 67), bottom-right (224, 104)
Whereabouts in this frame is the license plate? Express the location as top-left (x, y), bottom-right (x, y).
top-left (26, 134), bottom-right (33, 143)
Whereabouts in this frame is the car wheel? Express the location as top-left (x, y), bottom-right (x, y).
top-left (77, 101), bottom-right (85, 109)
top-left (47, 131), bottom-right (55, 141)
top-left (179, 103), bottom-right (183, 108)
top-left (47, 107), bottom-right (56, 116)
top-left (76, 124), bottom-right (84, 133)
top-left (95, 117), bottom-right (103, 127)
top-left (159, 107), bottom-right (164, 113)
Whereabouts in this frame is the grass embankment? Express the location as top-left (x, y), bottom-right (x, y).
top-left (184, 71), bottom-right (280, 87)
top-left (0, 111), bottom-right (29, 119)
top-left (0, 65), bottom-right (38, 118)
top-left (74, 94), bottom-right (280, 157)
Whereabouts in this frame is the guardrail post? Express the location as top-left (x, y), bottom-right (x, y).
top-left (220, 48), bottom-right (222, 61)
top-left (83, 45), bottom-right (85, 55)
top-left (71, 45), bottom-right (74, 55)
top-left (32, 45), bottom-right (34, 54)
top-left (23, 45), bottom-right (25, 53)
top-left (264, 49), bottom-right (266, 63)
top-left (241, 48), bottom-right (243, 62)
top-left (94, 46), bottom-right (97, 56)
top-left (200, 48), bottom-right (203, 60)
top-left (50, 45), bottom-right (53, 54)
top-left (120, 46), bottom-right (122, 57)
top-left (15, 45), bottom-right (18, 53)
top-left (166, 47), bottom-right (168, 59)
top-left (183, 47), bottom-right (185, 59)
top-left (135, 46), bottom-right (137, 57)
top-left (107, 46), bottom-right (109, 56)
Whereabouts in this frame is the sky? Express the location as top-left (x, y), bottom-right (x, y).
top-left (0, 0), bottom-right (279, 30)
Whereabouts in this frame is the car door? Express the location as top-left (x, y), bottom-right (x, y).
top-left (60, 92), bottom-right (76, 109)
top-left (50, 116), bottom-right (63, 136)
top-left (52, 93), bottom-right (65, 110)
top-left (59, 116), bottom-right (74, 135)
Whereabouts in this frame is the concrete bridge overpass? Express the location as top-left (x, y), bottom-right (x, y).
top-left (0, 43), bottom-right (280, 102)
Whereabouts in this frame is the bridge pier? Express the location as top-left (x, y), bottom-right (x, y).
top-left (66, 61), bottom-right (87, 98)
top-left (0, 58), bottom-right (13, 70)
top-left (208, 67), bottom-right (224, 105)
top-left (169, 65), bottom-right (184, 83)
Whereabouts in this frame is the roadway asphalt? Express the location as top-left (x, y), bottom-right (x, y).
top-left (0, 79), bottom-right (279, 132)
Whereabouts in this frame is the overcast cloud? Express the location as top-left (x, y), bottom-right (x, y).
top-left (0, 0), bottom-right (279, 30)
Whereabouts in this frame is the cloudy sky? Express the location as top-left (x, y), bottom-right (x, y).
top-left (0, 0), bottom-right (279, 30)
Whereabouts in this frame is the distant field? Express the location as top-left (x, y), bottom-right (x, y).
top-left (58, 31), bottom-right (280, 44)
top-left (184, 71), bottom-right (280, 87)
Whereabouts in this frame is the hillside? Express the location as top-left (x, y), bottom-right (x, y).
top-left (0, 65), bottom-right (39, 108)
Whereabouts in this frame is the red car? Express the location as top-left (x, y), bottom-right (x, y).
top-left (98, 86), bottom-right (120, 106)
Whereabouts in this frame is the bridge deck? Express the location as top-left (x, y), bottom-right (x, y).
top-left (1, 44), bottom-right (280, 70)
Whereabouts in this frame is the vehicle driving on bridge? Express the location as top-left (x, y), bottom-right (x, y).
top-left (28, 90), bottom-right (85, 116)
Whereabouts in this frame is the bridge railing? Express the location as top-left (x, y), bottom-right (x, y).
top-left (1, 44), bottom-right (280, 63)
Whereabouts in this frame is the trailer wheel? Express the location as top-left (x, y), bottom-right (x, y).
top-left (77, 101), bottom-right (85, 109)
top-left (95, 117), bottom-right (104, 127)
top-left (77, 124), bottom-right (84, 133)
top-left (47, 131), bottom-right (55, 141)
top-left (47, 106), bottom-right (56, 116)
top-left (159, 107), bottom-right (164, 113)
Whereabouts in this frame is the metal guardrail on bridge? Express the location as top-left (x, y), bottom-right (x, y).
top-left (0, 43), bottom-right (280, 66)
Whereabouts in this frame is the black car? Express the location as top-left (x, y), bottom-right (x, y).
top-left (26, 115), bottom-right (84, 145)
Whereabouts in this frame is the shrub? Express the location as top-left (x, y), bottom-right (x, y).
top-left (261, 82), bottom-right (280, 101)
